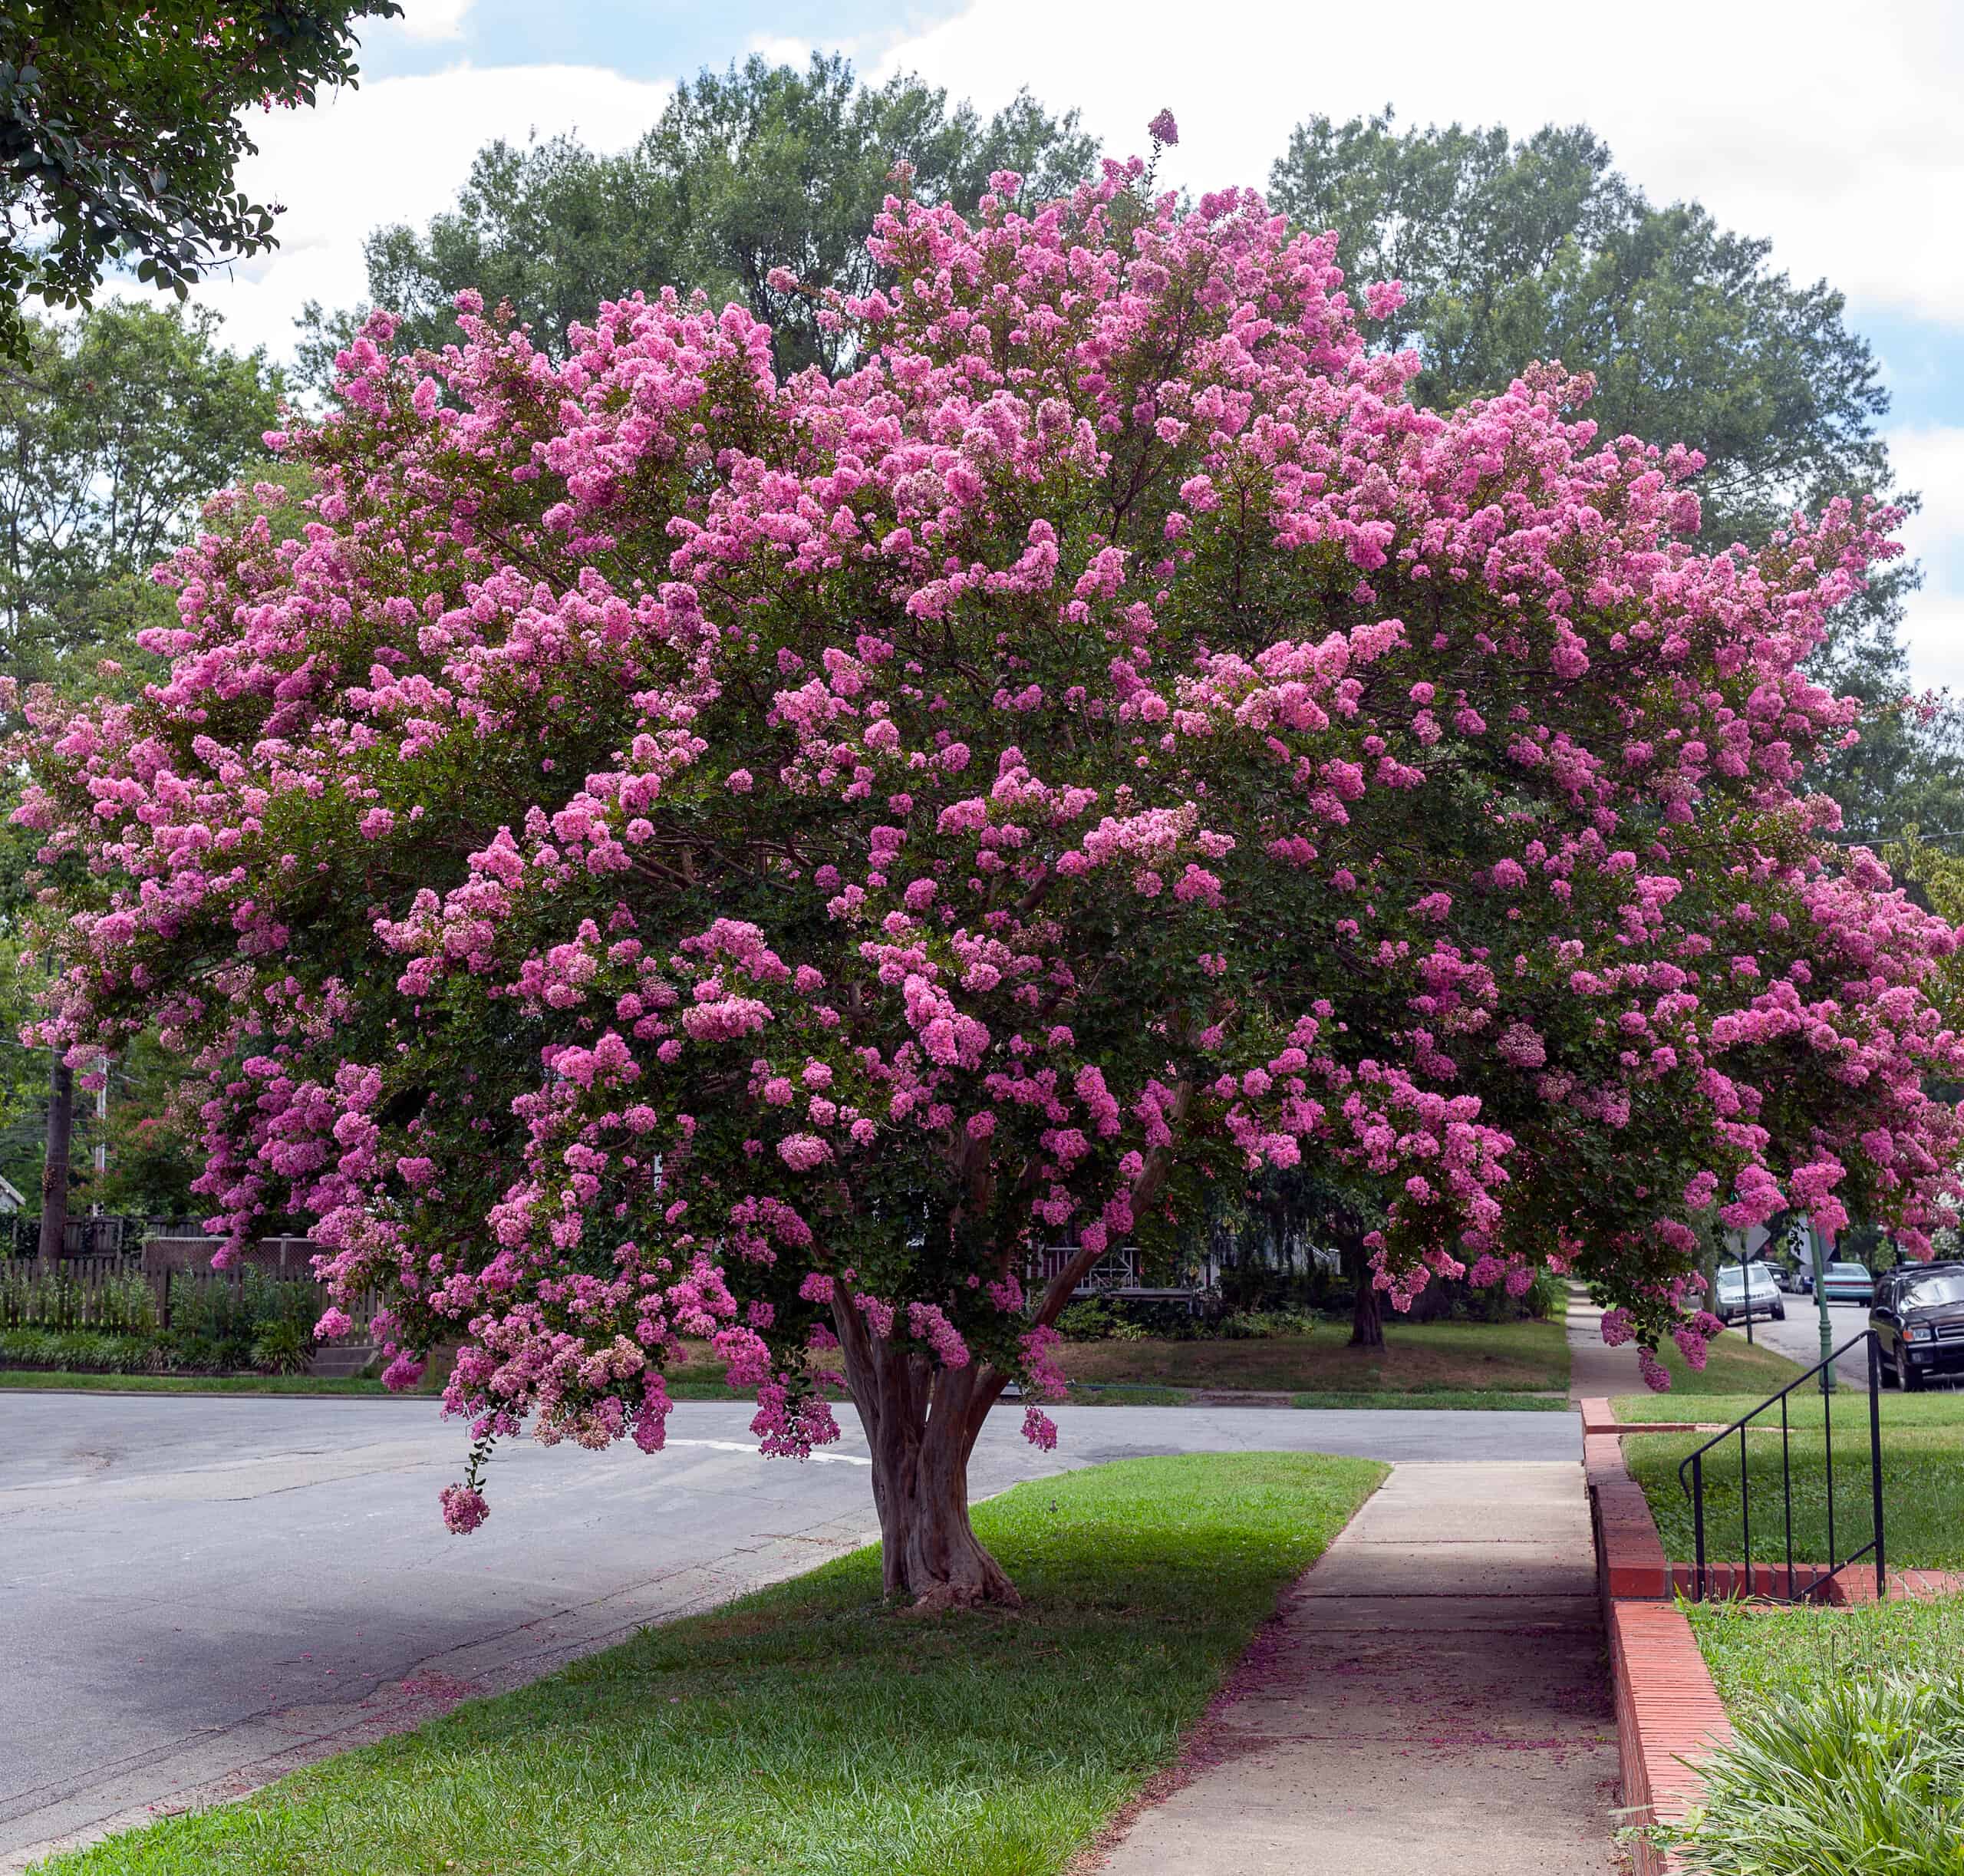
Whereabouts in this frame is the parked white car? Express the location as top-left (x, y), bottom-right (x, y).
top-left (1713, 1261), bottom-right (1785, 1325)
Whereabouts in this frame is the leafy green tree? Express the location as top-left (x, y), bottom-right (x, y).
top-left (0, 299), bottom-right (283, 1213)
top-left (0, 298), bottom-right (285, 691)
top-left (298, 53), bottom-right (1096, 385)
top-left (1268, 108), bottom-right (1959, 846)
top-left (1268, 112), bottom-right (1890, 543)
top-left (0, 2), bottom-right (399, 358)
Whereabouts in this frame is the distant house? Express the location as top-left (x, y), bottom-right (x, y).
top-left (0, 1176), bottom-right (25, 1215)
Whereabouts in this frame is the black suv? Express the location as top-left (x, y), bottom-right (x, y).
top-left (1870, 1262), bottom-right (1964, 1390)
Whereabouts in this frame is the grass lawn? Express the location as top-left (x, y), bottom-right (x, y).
top-left (1055, 1315), bottom-right (1569, 1396)
top-left (33, 1452), bottom-right (1386, 1876)
top-left (1285, 1388), bottom-right (1569, 1411)
top-left (1686, 1594), bottom-right (1964, 1714)
top-left (1624, 1393), bottom-right (1964, 1571)
top-left (1640, 1327), bottom-right (1812, 1398)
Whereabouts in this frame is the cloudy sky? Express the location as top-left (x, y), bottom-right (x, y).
top-left (183, 0), bottom-right (1962, 690)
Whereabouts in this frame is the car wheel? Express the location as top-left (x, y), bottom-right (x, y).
top-left (1772, 1304), bottom-right (1785, 1321)
top-left (1905, 1360), bottom-right (1926, 1393)
top-left (1880, 1345), bottom-right (1902, 1389)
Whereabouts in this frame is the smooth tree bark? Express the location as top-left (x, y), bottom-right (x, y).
top-left (835, 1297), bottom-right (1018, 1607)
top-left (837, 1097), bottom-right (1191, 1606)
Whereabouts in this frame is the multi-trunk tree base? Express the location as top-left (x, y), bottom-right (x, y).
top-left (835, 1297), bottom-right (1023, 1608)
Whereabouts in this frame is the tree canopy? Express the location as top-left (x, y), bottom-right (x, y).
top-left (0, 2), bottom-right (398, 358)
top-left (1267, 111), bottom-right (1890, 546)
top-left (1268, 107), bottom-right (1962, 852)
top-left (297, 53), bottom-right (1096, 387)
top-left (19, 159), bottom-right (1961, 1598)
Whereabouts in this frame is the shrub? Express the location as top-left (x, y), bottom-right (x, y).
top-left (249, 1315), bottom-right (316, 1375)
top-left (162, 1272), bottom-right (321, 1373)
top-left (1671, 1670), bottom-right (1964, 1874)
top-left (1055, 1299), bottom-right (1119, 1341)
top-left (1216, 1308), bottom-right (1317, 1340)
top-left (0, 1327), bottom-right (155, 1372)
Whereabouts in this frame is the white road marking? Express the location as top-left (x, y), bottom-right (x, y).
top-left (662, 1438), bottom-right (871, 1466)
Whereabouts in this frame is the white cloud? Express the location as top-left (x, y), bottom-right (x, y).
top-left (394, 0), bottom-right (476, 40)
top-left (186, 64), bottom-right (671, 361)
top-left (1889, 426), bottom-right (1964, 694)
top-left (878, 0), bottom-right (1964, 327)
top-left (746, 35), bottom-right (816, 68)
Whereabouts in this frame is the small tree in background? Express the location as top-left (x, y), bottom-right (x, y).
top-left (16, 143), bottom-right (1962, 1603)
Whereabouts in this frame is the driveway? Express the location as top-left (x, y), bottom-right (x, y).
top-left (0, 1392), bottom-right (1576, 1868)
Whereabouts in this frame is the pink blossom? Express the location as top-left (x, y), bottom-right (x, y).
top-left (440, 1483), bottom-right (489, 1535)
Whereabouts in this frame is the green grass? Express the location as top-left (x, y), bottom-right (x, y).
top-left (1056, 1314), bottom-right (1569, 1396)
top-left (33, 1452), bottom-right (1386, 1876)
top-left (1643, 1328), bottom-right (1814, 1398)
top-left (1614, 1389), bottom-right (1964, 1427)
top-left (1687, 1594), bottom-right (1964, 1713)
top-left (1625, 1398), bottom-right (1964, 1570)
top-left (1286, 1389), bottom-right (1568, 1411)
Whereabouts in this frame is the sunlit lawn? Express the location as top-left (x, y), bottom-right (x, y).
top-left (1056, 1316), bottom-right (1569, 1396)
top-left (1624, 1393), bottom-right (1964, 1571)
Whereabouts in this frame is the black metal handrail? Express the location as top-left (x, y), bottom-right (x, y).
top-left (1676, 1330), bottom-right (1886, 1604)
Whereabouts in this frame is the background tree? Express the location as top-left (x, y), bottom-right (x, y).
top-left (297, 54), bottom-right (1096, 386)
top-left (1267, 109), bottom-right (1962, 846)
top-left (22, 166), bottom-right (1960, 1601)
top-left (0, 299), bottom-right (286, 691)
top-left (0, 2), bottom-right (398, 358)
top-left (0, 298), bottom-right (283, 1211)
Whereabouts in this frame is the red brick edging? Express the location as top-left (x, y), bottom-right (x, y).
top-left (1579, 1400), bottom-right (1732, 1875)
top-left (1579, 1397), bottom-right (1964, 1871)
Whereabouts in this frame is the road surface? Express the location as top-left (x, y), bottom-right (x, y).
top-left (0, 1391), bottom-right (1577, 1868)
top-left (1742, 1297), bottom-right (1874, 1385)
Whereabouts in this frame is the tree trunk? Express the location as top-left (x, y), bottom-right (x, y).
top-left (38, 1053), bottom-right (72, 1274)
top-left (834, 1296), bottom-right (1021, 1608)
top-left (1343, 1232), bottom-right (1384, 1349)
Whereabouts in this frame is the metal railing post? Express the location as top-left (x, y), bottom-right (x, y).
top-left (1868, 1331), bottom-right (1887, 1603)
top-left (1692, 1452), bottom-right (1706, 1601)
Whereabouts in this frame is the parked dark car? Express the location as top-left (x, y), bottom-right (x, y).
top-left (1871, 1264), bottom-right (1964, 1391)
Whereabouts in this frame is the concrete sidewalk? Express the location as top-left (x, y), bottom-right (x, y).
top-left (1093, 1462), bottom-right (1621, 1874)
top-left (1567, 1291), bottom-right (1644, 1400)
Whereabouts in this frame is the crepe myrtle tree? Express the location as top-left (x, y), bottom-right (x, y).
top-left (15, 131), bottom-right (1964, 1604)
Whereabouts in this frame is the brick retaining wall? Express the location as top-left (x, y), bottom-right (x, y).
top-left (1580, 1399), bottom-right (1731, 1876)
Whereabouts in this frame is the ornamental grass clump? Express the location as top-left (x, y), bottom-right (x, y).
top-left (1672, 1671), bottom-right (1964, 1876)
top-left (13, 133), bottom-right (1963, 1601)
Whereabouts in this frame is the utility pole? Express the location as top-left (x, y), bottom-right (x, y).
top-left (38, 1052), bottom-right (72, 1273)
top-left (1810, 1218), bottom-right (1836, 1394)
top-left (91, 1056), bottom-right (107, 1207)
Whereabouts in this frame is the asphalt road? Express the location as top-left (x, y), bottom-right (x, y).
top-left (1739, 1297), bottom-right (1875, 1384)
top-left (0, 1393), bottom-right (1577, 1868)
